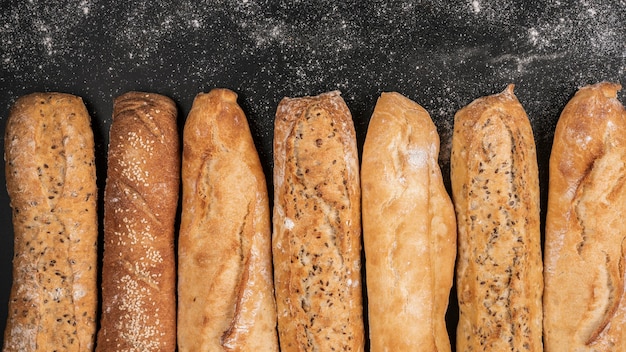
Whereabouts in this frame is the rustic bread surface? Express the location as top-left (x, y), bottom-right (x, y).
top-left (3, 93), bottom-right (98, 351)
top-left (451, 85), bottom-right (543, 351)
top-left (96, 91), bottom-right (179, 352)
top-left (273, 90), bottom-right (364, 352)
top-left (543, 82), bottom-right (626, 351)
top-left (362, 92), bottom-right (456, 352)
top-left (177, 88), bottom-right (278, 351)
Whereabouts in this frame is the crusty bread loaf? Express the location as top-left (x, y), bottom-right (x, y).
top-left (96, 92), bottom-right (179, 351)
top-left (177, 88), bottom-right (278, 351)
top-left (3, 93), bottom-right (98, 351)
top-left (543, 82), bottom-right (626, 351)
top-left (450, 85), bottom-right (543, 351)
top-left (361, 92), bottom-right (456, 352)
top-left (272, 90), bottom-right (364, 352)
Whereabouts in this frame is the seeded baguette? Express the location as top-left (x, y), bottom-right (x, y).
top-left (362, 92), bottom-right (456, 351)
top-left (543, 82), bottom-right (626, 351)
top-left (450, 85), bottom-right (543, 351)
top-left (3, 93), bottom-right (98, 351)
top-left (177, 88), bottom-right (279, 351)
top-left (273, 91), bottom-right (364, 352)
top-left (96, 92), bottom-right (179, 352)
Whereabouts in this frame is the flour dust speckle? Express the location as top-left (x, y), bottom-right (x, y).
top-left (471, 0), bottom-right (481, 13)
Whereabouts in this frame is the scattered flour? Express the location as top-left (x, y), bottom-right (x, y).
top-left (2, 1), bottom-right (623, 90)
top-left (407, 149), bottom-right (428, 168)
top-left (471, 1), bottom-right (481, 13)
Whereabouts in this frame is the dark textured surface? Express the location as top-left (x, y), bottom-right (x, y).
top-left (1, 0), bottom-right (625, 349)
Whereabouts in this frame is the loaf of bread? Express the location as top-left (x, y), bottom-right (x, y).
top-left (3, 93), bottom-right (98, 351)
top-left (450, 85), bottom-right (543, 351)
top-left (543, 82), bottom-right (626, 351)
top-left (95, 92), bottom-right (179, 351)
top-left (272, 91), bottom-right (364, 351)
top-left (177, 88), bottom-right (278, 351)
top-left (361, 92), bottom-right (456, 351)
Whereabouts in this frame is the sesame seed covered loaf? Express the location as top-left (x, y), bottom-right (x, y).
top-left (361, 92), bottom-right (456, 351)
top-left (177, 89), bottom-right (278, 351)
top-left (543, 82), bottom-right (626, 351)
top-left (272, 91), bottom-right (364, 352)
top-left (96, 92), bottom-right (179, 352)
top-left (3, 93), bottom-right (98, 351)
top-left (451, 85), bottom-right (543, 351)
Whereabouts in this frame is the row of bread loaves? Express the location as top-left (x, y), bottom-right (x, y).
top-left (1, 89), bottom-right (279, 352)
top-left (3, 82), bottom-right (625, 351)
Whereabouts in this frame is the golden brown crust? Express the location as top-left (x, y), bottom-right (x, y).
top-left (361, 92), bottom-right (456, 352)
top-left (177, 88), bottom-right (278, 352)
top-left (3, 93), bottom-right (98, 351)
top-left (96, 92), bottom-right (179, 352)
top-left (543, 82), bottom-right (626, 351)
top-left (272, 91), bottom-right (364, 352)
top-left (451, 85), bottom-right (543, 351)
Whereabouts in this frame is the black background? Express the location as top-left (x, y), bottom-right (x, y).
top-left (1, 0), bottom-right (625, 349)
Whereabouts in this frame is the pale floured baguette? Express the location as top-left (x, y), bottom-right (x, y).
top-left (3, 93), bottom-right (98, 351)
top-left (272, 91), bottom-right (364, 352)
top-left (177, 88), bottom-right (278, 351)
top-left (451, 85), bottom-right (543, 351)
top-left (96, 92), bottom-right (179, 351)
top-left (362, 92), bottom-right (456, 351)
top-left (543, 82), bottom-right (626, 351)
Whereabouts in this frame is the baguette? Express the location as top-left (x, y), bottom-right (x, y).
top-left (543, 82), bottom-right (626, 351)
top-left (96, 92), bottom-right (179, 351)
top-left (177, 88), bottom-right (278, 351)
top-left (361, 92), bottom-right (456, 351)
top-left (450, 85), bottom-right (543, 351)
top-left (3, 93), bottom-right (98, 351)
top-left (272, 91), bottom-right (364, 351)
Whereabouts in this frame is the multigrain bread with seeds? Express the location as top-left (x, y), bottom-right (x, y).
top-left (450, 85), bottom-right (543, 351)
top-left (177, 88), bottom-right (278, 351)
top-left (361, 92), bottom-right (456, 352)
top-left (3, 93), bottom-right (98, 351)
top-left (96, 92), bottom-right (179, 352)
top-left (543, 82), bottom-right (626, 351)
top-left (272, 91), bottom-right (364, 352)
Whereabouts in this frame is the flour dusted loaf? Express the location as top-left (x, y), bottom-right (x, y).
top-left (543, 82), bottom-right (626, 351)
top-left (96, 92), bottom-right (179, 351)
top-left (450, 85), bottom-right (543, 351)
top-left (3, 93), bottom-right (98, 351)
top-left (177, 88), bottom-right (278, 351)
top-left (361, 92), bottom-right (456, 352)
top-left (273, 91), bottom-right (364, 352)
